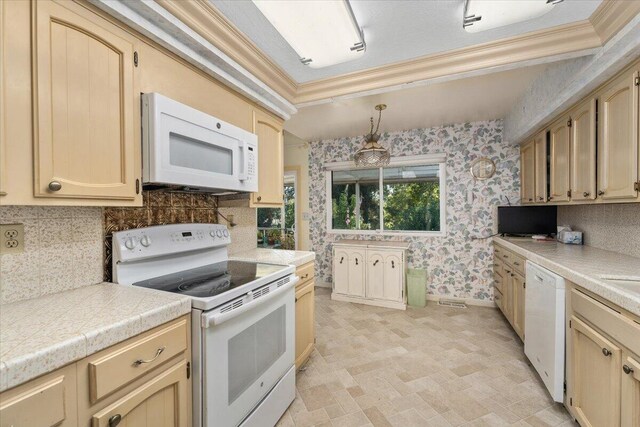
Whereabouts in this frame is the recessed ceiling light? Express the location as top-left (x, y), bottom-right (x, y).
top-left (463, 0), bottom-right (564, 33)
top-left (252, 0), bottom-right (366, 68)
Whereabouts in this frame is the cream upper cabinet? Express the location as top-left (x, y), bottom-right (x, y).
top-left (534, 131), bottom-right (548, 204)
top-left (520, 140), bottom-right (535, 204)
top-left (570, 98), bottom-right (597, 201)
top-left (622, 352), bottom-right (640, 427)
top-left (597, 68), bottom-right (639, 201)
top-left (250, 110), bottom-right (284, 207)
top-left (549, 117), bottom-right (571, 203)
top-left (570, 315), bottom-right (622, 427)
top-left (32, 0), bottom-right (140, 202)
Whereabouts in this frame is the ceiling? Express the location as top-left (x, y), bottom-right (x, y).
top-left (209, 0), bottom-right (601, 83)
top-left (284, 63), bottom-right (550, 141)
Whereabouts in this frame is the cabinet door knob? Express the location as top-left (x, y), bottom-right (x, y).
top-left (109, 414), bottom-right (122, 427)
top-left (598, 190), bottom-right (605, 196)
top-left (583, 192), bottom-right (590, 197)
top-left (339, 257), bottom-right (344, 264)
top-left (48, 181), bottom-right (62, 192)
top-left (538, 197), bottom-right (544, 201)
top-left (623, 364), bottom-right (634, 375)
top-left (602, 348), bottom-right (612, 357)
top-left (257, 196), bottom-right (262, 202)
top-left (528, 198), bottom-right (533, 202)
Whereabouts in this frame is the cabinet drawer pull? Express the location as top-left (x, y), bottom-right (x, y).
top-left (48, 181), bottom-right (62, 191)
top-left (623, 365), bottom-right (634, 375)
top-left (373, 260), bottom-right (379, 266)
top-left (133, 346), bottom-right (165, 367)
top-left (340, 257), bottom-right (344, 264)
top-left (513, 261), bottom-right (520, 266)
top-left (538, 196), bottom-right (544, 201)
top-left (598, 190), bottom-right (605, 196)
top-left (602, 347), bottom-right (612, 357)
top-left (109, 414), bottom-right (122, 427)
top-left (535, 275), bottom-right (543, 282)
top-left (301, 273), bottom-right (309, 279)
top-left (503, 255), bottom-right (508, 258)
top-left (391, 260), bottom-right (395, 268)
top-left (583, 192), bottom-right (590, 197)
top-left (505, 269), bottom-right (511, 274)
top-left (355, 258), bottom-right (358, 265)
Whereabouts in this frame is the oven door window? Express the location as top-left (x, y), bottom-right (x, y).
top-left (228, 305), bottom-right (286, 404)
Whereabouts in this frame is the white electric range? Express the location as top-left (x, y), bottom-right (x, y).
top-left (112, 223), bottom-right (297, 427)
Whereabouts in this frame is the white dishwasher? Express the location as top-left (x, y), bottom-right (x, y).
top-left (524, 261), bottom-right (566, 402)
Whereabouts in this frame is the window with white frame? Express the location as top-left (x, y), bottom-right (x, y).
top-left (327, 156), bottom-right (446, 234)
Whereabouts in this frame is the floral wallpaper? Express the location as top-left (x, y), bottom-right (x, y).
top-left (309, 120), bottom-right (520, 301)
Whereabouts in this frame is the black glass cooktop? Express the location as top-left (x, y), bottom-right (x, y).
top-left (133, 260), bottom-right (286, 298)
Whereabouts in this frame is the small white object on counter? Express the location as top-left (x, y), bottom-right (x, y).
top-left (0, 283), bottom-right (191, 392)
top-left (230, 248), bottom-right (315, 267)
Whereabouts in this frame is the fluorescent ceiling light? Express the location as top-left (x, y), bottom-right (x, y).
top-left (252, 0), bottom-right (365, 68)
top-left (463, 0), bottom-right (563, 33)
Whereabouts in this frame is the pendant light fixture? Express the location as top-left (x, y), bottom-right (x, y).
top-left (354, 104), bottom-right (391, 167)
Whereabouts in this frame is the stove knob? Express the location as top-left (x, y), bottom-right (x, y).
top-left (216, 230), bottom-right (223, 237)
top-left (140, 236), bottom-right (151, 247)
top-left (223, 230), bottom-right (229, 237)
top-left (209, 231), bottom-right (216, 238)
top-left (124, 237), bottom-right (137, 250)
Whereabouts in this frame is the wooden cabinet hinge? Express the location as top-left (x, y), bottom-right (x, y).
top-left (567, 189), bottom-right (572, 198)
top-left (135, 179), bottom-right (140, 194)
top-left (567, 118), bottom-right (572, 127)
top-left (635, 76), bottom-right (640, 86)
top-left (570, 397), bottom-right (573, 406)
top-left (569, 319), bottom-right (572, 329)
top-left (635, 181), bottom-right (640, 192)
top-left (134, 51), bottom-right (139, 67)
top-left (187, 361), bottom-right (191, 379)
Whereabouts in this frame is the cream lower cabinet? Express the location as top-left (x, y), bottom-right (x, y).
top-left (493, 244), bottom-right (525, 341)
top-left (0, 316), bottom-right (191, 427)
top-left (332, 243), bottom-right (407, 310)
top-left (295, 261), bottom-right (315, 369)
top-left (567, 287), bottom-right (640, 427)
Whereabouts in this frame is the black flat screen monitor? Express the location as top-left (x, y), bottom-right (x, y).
top-left (498, 206), bottom-right (557, 236)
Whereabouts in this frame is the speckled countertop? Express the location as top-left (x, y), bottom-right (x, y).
top-left (230, 248), bottom-right (315, 267)
top-left (0, 283), bottom-right (191, 392)
top-left (494, 237), bottom-right (640, 317)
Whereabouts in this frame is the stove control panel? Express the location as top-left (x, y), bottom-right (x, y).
top-left (112, 223), bottom-right (230, 263)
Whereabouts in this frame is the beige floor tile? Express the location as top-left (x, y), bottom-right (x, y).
top-left (279, 289), bottom-right (571, 427)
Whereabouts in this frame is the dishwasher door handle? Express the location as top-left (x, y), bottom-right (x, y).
top-left (202, 277), bottom-right (298, 328)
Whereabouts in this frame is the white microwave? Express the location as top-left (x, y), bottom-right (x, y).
top-left (142, 93), bottom-right (258, 193)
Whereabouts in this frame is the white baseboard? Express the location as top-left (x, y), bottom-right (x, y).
top-left (331, 293), bottom-right (407, 310)
top-left (426, 294), bottom-right (497, 308)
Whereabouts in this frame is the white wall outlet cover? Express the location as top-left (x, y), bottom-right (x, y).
top-left (0, 223), bottom-right (25, 254)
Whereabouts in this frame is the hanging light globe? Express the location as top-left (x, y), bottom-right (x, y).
top-left (354, 104), bottom-right (391, 167)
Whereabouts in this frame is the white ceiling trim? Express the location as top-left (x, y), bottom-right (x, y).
top-left (88, 0), bottom-right (297, 120)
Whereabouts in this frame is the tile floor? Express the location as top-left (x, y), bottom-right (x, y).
top-left (278, 288), bottom-right (576, 427)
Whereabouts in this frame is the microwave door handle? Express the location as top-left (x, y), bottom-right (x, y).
top-left (237, 140), bottom-right (248, 182)
top-left (202, 276), bottom-right (298, 328)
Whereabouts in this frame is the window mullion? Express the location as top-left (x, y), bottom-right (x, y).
top-left (355, 182), bottom-right (361, 229)
top-left (379, 167), bottom-right (384, 232)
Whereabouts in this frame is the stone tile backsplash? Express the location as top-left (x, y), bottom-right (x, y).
top-left (0, 206), bottom-right (104, 304)
top-left (557, 203), bottom-right (640, 258)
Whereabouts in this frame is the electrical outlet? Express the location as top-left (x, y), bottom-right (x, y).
top-left (0, 223), bottom-right (25, 254)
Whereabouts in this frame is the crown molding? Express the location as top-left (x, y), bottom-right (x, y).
top-left (294, 21), bottom-right (601, 105)
top-left (156, 0), bottom-right (297, 102)
top-left (590, 0), bottom-right (640, 44)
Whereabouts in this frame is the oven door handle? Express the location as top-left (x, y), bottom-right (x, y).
top-left (202, 276), bottom-right (298, 328)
